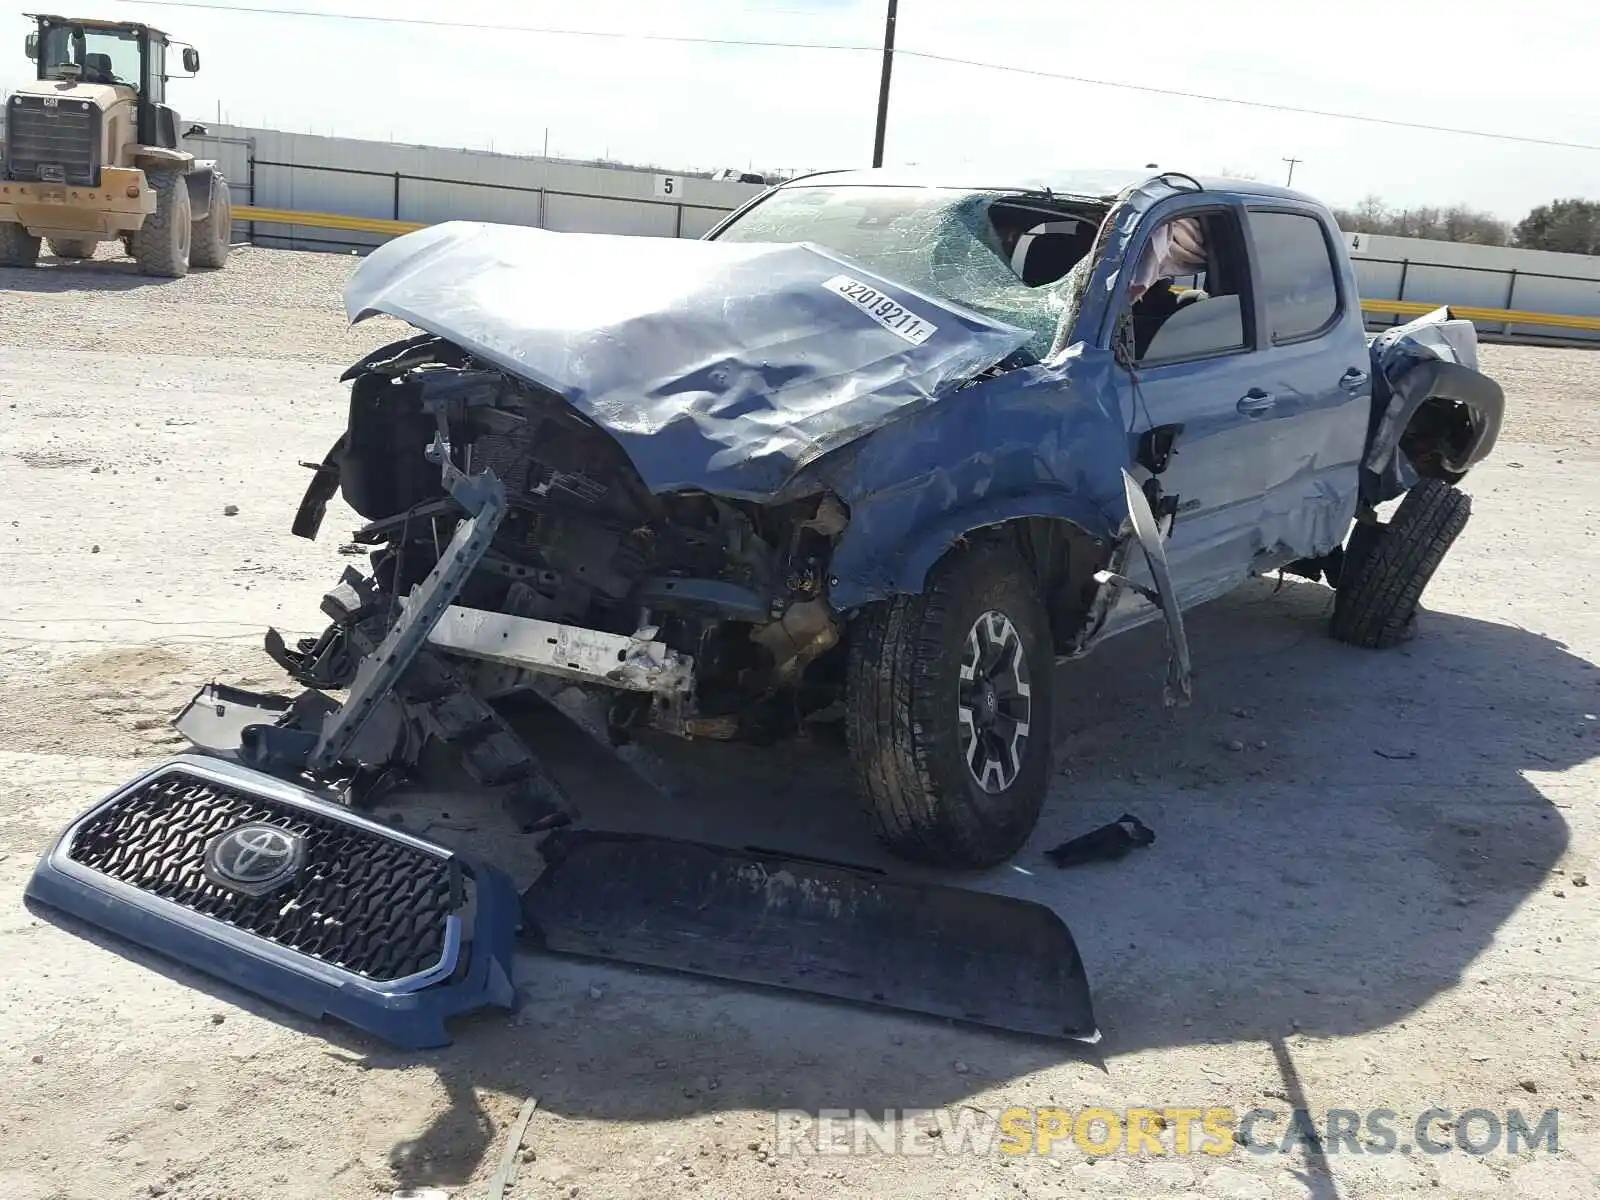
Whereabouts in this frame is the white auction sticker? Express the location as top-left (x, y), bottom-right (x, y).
top-left (821, 275), bottom-right (938, 345)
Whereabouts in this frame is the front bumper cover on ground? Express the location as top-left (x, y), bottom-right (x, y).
top-left (23, 755), bottom-right (520, 1050)
top-left (524, 829), bottom-right (1100, 1042)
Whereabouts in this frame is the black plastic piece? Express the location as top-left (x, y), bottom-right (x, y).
top-left (1137, 423), bottom-right (1183, 475)
top-left (1045, 814), bottom-right (1156, 868)
top-left (292, 435), bottom-right (346, 541)
top-left (522, 829), bottom-right (1099, 1041)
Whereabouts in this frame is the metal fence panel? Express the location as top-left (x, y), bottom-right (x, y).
top-left (543, 191), bottom-right (679, 237)
top-left (400, 177), bottom-right (541, 228)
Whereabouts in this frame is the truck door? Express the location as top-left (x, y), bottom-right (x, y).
top-left (1105, 200), bottom-right (1275, 617)
top-left (1239, 205), bottom-right (1373, 562)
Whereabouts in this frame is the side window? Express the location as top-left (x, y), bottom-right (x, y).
top-left (147, 40), bottom-right (165, 103)
top-left (1249, 210), bottom-right (1340, 342)
top-left (1126, 211), bottom-right (1250, 365)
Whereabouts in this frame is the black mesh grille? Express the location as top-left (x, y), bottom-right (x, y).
top-left (67, 769), bottom-right (461, 982)
top-left (5, 95), bottom-right (100, 186)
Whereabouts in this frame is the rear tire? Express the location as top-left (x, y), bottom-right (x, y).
top-left (845, 538), bottom-right (1055, 869)
top-left (189, 177), bottom-right (231, 268)
top-left (1330, 478), bottom-right (1471, 649)
top-left (0, 221), bottom-right (41, 267)
top-left (47, 236), bottom-right (96, 259)
top-left (132, 170), bottom-right (191, 278)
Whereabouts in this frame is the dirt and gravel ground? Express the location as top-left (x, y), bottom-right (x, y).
top-left (3, 245), bottom-right (1600, 1200)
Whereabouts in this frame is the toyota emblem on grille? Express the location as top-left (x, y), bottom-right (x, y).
top-left (203, 823), bottom-right (305, 896)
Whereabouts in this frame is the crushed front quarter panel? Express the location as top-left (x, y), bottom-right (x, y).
top-left (343, 221), bottom-right (1032, 501)
top-left (807, 344), bottom-right (1133, 609)
top-left (1361, 305), bottom-right (1505, 504)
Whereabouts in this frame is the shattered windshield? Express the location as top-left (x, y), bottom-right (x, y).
top-left (712, 185), bottom-right (1092, 358)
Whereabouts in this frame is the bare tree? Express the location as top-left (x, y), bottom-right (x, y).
top-left (1331, 197), bottom-right (1508, 246)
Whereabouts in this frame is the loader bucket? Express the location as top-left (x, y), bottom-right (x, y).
top-left (521, 829), bottom-right (1099, 1041)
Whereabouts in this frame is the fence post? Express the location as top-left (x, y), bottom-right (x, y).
top-left (392, 172), bottom-right (401, 221)
top-left (1394, 258), bottom-right (1410, 326)
top-left (674, 205), bottom-right (684, 238)
top-left (1503, 269), bottom-right (1518, 338)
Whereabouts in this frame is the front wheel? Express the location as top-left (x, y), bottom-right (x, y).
top-left (845, 537), bottom-right (1055, 869)
top-left (1330, 478), bottom-right (1471, 648)
top-left (131, 169), bottom-right (191, 278)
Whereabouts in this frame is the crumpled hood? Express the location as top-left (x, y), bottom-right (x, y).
top-left (344, 221), bottom-right (1030, 499)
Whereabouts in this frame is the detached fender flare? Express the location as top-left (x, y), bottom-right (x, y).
top-left (184, 160), bottom-right (223, 219)
top-left (1365, 358), bottom-right (1505, 478)
top-left (827, 490), bottom-right (1117, 611)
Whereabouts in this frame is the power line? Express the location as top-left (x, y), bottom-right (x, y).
top-left (898, 48), bottom-right (1600, 153)
top-left (121, 0), bottom-right (880, 51)
top-left (114, 0), bottom-right (1600, 152)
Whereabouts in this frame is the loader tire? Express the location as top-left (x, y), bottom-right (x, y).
top-left (0, 220), bottom-right (40, 267)
top-left (189, 177), bottom-right (231, 268)
top-left (132, 170), bottom-right (191, 278)
top-left (845, 538), bottom-right (1055, 869)
top-left (1330, 478), bottom-right (1471, 649)
top-left (47, 236), bottom-right (96, 259)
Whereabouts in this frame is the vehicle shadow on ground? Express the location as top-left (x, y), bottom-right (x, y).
top-left (346, 574), bottom-right (1589, 1190)
top-left (0, 257), bottom-right (182, 291)
top-left (29, 575), bottom-right (1586, 1192)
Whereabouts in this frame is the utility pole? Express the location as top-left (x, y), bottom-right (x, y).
top-left (871, 0), bottom-right (898, 168)
top-left (1283, 156), bottom-right (1302, 186)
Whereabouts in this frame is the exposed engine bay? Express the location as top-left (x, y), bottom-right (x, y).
top-left (287, 333), bottom-right (854, 757)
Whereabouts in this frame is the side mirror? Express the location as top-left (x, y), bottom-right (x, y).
top-left (24, 31), bottom-right (37, 59)
top-left (181, 47), bottom-right (199, 73)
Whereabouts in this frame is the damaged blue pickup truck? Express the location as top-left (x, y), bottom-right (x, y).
top-left (26, 167), bottom-right (1506, 1049)
top-left (272, 168), bottom-right (1500, 870)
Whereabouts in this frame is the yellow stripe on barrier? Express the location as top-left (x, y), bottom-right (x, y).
top-left (233, 205), bottom-right (424, 237)
top-left (232, 204), bottom-right (1600, 334)
top-left (1359, 297), bottom-right (1600, 333)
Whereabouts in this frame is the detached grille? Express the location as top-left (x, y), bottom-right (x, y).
top-left (67, 769), bottom-right (462, 981)
top-left (5, 94), bottom-right (100, 186)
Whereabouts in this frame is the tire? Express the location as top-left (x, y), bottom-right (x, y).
top-left (0, 221), bottom-right (40, 267)
top-left (189, 177), bottom-right (231, 269)
top-left (131, 170), bottom-right (191, 278)
top-left (845, 537), bottom-right (1055, 869)
top-left (47, 236), bottom-right (96, 259)
top-left (1330, 478), bottom-right (1471, 649)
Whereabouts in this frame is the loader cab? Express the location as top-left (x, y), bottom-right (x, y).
top-left (24, 13), bottom-right (200, 150)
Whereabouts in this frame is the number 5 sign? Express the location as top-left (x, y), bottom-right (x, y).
top-left (654, 175), bottom-right (679, 198)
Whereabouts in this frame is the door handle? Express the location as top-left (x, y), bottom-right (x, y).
top-left (1340, 367), bottom-right (1370, 390)
top-left (1237, 389), bottom-right (1277, 415)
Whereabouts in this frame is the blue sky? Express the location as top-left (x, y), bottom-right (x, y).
top-left (5, 0), bottom-right (1598, 219)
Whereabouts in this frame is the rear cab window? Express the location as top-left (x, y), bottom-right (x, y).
top-left (1247, 210), bottom-right (1342, 343)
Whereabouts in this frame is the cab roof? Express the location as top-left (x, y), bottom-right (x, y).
top-left (774, 166), bottom-right (1318, 207)
top-left (27, 13), bottom-right (167, 37)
